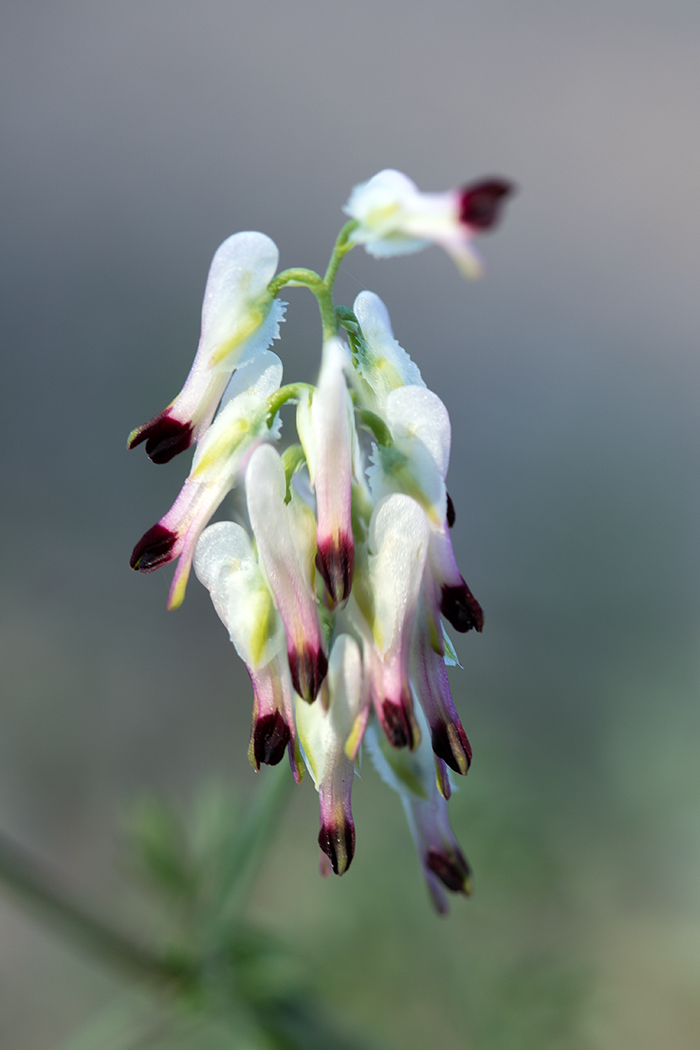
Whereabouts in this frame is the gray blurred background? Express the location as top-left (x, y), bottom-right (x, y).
top-left (1, 0), bottom-right (699, 1046)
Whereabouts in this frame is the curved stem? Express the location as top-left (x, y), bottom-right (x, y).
top-left (267, 222), bottom-right (359, 344)
top-left (266, 382), bottom-right (314, 426)
top-left (323, 219), bottom-right (358, 289)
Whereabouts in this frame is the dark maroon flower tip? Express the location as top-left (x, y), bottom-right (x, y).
top-left (130, 523), bottom-right (178, 572)
top-left (459, 178), bottom-right (515, 231)
top-left (381, 700), bottom-right (415, 750)
top-left (251, 711), bottom-right (290, 770)
top-left (426, 848), bottom-right (473, 896)
top-left (440, 579), bottom-right (484, 634)
top-left (288, 645), bottom-right (328, 703)
top-left (315, 535), bottom-right (355, 605)
top-left (127, 412), bottom-right (194, 464)
top-left (318, 819), bottom-right (355, 876)
top-left (430, 720), bottom-right (472, 776)
top-left (446, 492), bottom-right (456, 529)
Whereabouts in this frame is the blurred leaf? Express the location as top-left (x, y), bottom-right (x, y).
top-left (128, 797), bottom-right (196, 902)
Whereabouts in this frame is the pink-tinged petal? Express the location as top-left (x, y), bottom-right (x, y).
top-left (127, 411), bottom-right (197, 464)
top-left (246, 444), bottom-right (327, 702)
top-left (296, 634), bottom-right (364, 875)
top-left (297, 338), bottom-right (355, 604)
top-left (367, 495), bottom-right (430, 748)
top-left (365, 704), bottom-right (472, 913)
top-left (459, 178), bottom-right (515, 231)
top-left (130, 522), bottom-right (178, 572)
top-left (430, 527), bottom-right (484, 634)
top-left (128, 232), bottom-right (285, 462)
top-left (411, 608), bottom-right (472, 776)
top-left (193, 523), bottom-right (302, 781)
top-left (248, 655), bottom-right (303, 783)
top-left (131, 353), bottom-right (284, 609)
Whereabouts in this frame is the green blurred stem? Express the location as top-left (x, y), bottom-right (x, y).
top-left (203, 761), bottom-right (295, 938)
top-left (267, 220), bottom-right (358, 342)
top-left (0, 830), bottom-right (188, 988)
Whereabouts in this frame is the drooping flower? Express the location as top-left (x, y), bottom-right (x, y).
top-left (363, 494), bottom-right (430, 750)
top-left (295, 633), bottom-right (367, 874)
top-left (296, 337), bottom-right (356, 605)
top-left (355, 292), bottom-right (483, 636)
top-left (246, 443), bottom-right (328, 703)
top-left (193, 520), bottom-right (302, 782)
top-left (130, 351), bottom-right (284, 609)
top-left (344, 169), bottom-right (513, 277)
top-left (410, 600), bottom-right (472, 778)
top-left (128, 232), bottom-right (286, 463)
top-left (365, 702), bottom-right (472, 914)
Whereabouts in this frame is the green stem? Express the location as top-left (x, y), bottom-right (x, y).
top-left (203, 762), bottom-right (295, 939)
top-left (267, 221), bottom-right (359, 344)
top-left (322, 219), bottom-right (358, 289)
top-left (0, 830), bottom-right (187, 988)
top-left (266, 382), bottom-right (314, 425)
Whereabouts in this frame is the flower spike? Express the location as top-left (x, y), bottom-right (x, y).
top-left (344, 169), bottom-right (514, 277)
top-left (129, 170), bottom-right (514, 898)
top-left (128, 232), bottom-right (285, 462)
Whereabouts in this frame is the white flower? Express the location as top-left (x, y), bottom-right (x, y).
top-left (365, 702), bottom-right (472, 914)
top-left (130, 351), bottom-right (284, 610)
top-left (295, 634), bottom-right (367, 874)
top-left (194, 521), bottom-right (302, 782)
top-left (246, 443), bottom-right (328, 703)
top-left (128, 232), bottom-right (285, 462)
top-left (296, 337), bottom-right (357, 604)
top-left (344, 169), bottom-right (513, 277)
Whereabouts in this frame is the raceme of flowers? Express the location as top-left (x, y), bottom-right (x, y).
top-left (129, 170), bottom-right (513, 913)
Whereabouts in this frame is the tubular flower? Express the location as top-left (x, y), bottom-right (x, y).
top-left (364, 494), bottom-right (430, 750)
top-left (128, 171), bottom-right (512, 907)
top-left (128, 232), bottom-right (286, 463)
top-left (246, 443), bottom-right (328, 704)
top-left (356, 291), bottom-right (483, 636)
top-left (193, 521), bottom-right (302, 782)
top-left (295, 634), bottom-right (367, 875)
top-left (296, 337), bottom-right (356, 605)
top-left (130, 351), bottom-right (284, 610)
top-left (344, 169), bottom-right (514, 277)
top-left (365, 702), bottom-right (472, 914)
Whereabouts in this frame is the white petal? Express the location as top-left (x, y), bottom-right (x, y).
top-left (352, 291), bottom-right (424, 398)
top-left (368, 495), bottom-right (430, 656)
top-left (217, 350), bottom-right (284, 414)
top-left (193, 521), bottom-right (284, 669)
top-left (385, 386), bottom-right (451, 480)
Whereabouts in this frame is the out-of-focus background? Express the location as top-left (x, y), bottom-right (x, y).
top-left (1, 0), bottom-right (699, 1046)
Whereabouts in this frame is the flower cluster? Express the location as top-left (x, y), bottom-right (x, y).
top-left (129, 170), bottom-right (512, 912)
